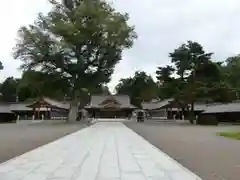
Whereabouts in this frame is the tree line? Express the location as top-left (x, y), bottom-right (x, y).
top-left (116, 41), bottom-right (240, 110)
top-left (2, 40), bottom-right (239, 109)
top-left (0, 71), bottom-right (111, 102)
top-left (0, 0), bottom-right (239, 121)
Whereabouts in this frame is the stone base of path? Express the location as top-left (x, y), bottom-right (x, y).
top-left (0, 122), bottom-right (201, 180)
top-left (91, 118), bottom-right (131, 123)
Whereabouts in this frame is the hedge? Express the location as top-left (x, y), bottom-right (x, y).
top-left (197, 114), bottom-right (219, 125)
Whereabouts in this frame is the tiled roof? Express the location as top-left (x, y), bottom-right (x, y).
top-left (0, 103), bottom-right (33, 113)
top-left (203, 101), bottom-right (240, 114)
top-left (43, 97), bottom-right (70, 110)
top-left (142, 100), bottom-right (219, 111)
top-left (142, 98), bottom-right (174, 110)
top-left (0, 104), bottom-right (12, 113)
top-left (86, 95), bottom-right (136, 109)
top-left (9, 103), bottom-right (32, 111)
top-left (27, 97), bottom-right (70, 110)
top-left (194, 104), bottom-right (208, 111)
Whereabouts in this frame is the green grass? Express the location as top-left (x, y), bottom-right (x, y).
top-left (217, 132), bottom-right (240, 140)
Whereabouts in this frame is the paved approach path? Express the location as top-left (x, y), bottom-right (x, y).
top-left (0, 122), bottom-right (201, 180)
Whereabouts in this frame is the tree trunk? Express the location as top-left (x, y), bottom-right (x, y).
top-left (189, 101), bottom-right (195, 124)
top-left (68, 100), bottom-right (78, 122)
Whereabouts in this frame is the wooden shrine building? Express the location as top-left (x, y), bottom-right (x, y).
top-left (85, 95), bottom-right (136, 118)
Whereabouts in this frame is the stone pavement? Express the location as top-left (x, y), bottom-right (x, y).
top-left (0, 122), bottom-right (201, 180)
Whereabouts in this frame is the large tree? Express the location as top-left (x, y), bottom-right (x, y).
top-left (170, 41), bottom-right (213, 80)
top-left (155, 65), bottom-right (182, 99)
top-left (169, 41), bottom-right (214, 121)
top-left (156, 65), bottom-right (174, 83)
top-left (18, 70), bottom-right (70, 101)
top-left (116, 71), bottom-right (158, 106)
top-left (13, 0), bottom-right (136, 121)
top-left (222, 55), bottom-right (240, 96)
top-left (0, 61), bottom-right (3, 71)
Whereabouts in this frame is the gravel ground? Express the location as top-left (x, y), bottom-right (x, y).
top-left (125, 121), bottom-right (240, 180)
top-left (0, 121), bottom-right (84, 163)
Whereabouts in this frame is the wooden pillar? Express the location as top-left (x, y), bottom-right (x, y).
top-left (48, 109), bottom-right (50, 120)
top-left (170, 108), bottom-right (172, 119)
top-left (33, 108), bottom-right (36, 120)
top-left (44, 107), bottom-right (48, 120)
top-left (176, 107), bottom-right (178, 120)
top-left (37, 108), bottom-right (40, 120)
top-left (49, 108), bottom-right (51, 120)
top-left (164, 108), bottom-right (167, 119)
top-left (43, 109), bottom-right (46, 121)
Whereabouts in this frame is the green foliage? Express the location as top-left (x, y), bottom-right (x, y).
top-left (0, 77), bottom-right (19, 102)
top-left (221, 55), bottom-right (240, 97)
top-left (156, 65), bottom-right (175, 83)
top-left (158, 78), bottom-right (183, 99)
top-left (0, 61), bottom-right (3, 71)
top-left (161, 41), bottom-right (214, 103)
top-left (165, 41), bottom-right (237, 109)
top-left (169, 41), bottom-right (213, 80)
top-left (208, 82), bottom-right (236, 103)
top-left (18, 70), bottom-right (69, 101)
top-left (13, 0), bottom-right (137, 101)
top-left (62, 0), bottom-right (74, 10)
top-left (197, 114), bottom-right (219, 125)
top-left (115, 71), bottom-right (158, 106)
top-left (116, 41), bottom-right (239, 106)
top-left (217, 132), bottom-right (240, 140)
top-left (153, 41), bottom-right (240, 117)
top-left (156, 65), bottom-right (180, 98)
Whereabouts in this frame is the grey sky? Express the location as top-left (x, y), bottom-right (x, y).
top-left (0, 0), bottom-right (240, 92)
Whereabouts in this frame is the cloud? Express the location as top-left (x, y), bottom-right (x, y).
top-left (1, 0), bottom-right (240, 93)
top-left (109, 0), bottom-right (240, 92)
top-left (0, 0), bottom-right (51, 80)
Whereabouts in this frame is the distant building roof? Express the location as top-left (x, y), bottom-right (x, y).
top-left (43, 97), bottom-right (70, 109)
top-left (9, 103), bottom-right (32, 111)
top-left (142, 98), bottom-right (174, 110)
top-left (194, 104), bottom-right (208, 111)
top-left (0, 104), bottom-right (12, 113)
top-left (28, 97), bottom-right (70, 110)
top-left (194, 103), bottom-right (223, 112)
top-left (86, 95), bottom-right (136, 109)
top-left (150, 98), bottom-right (161, 103)
top-left (142, 99), bottom-right (222, 111)
top-left (203, 101), bottom-right (240, 114)
top-left (0, 103), bottom-right (33, 113)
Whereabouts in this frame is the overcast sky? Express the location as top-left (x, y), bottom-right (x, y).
top-left (1, 0), bottom-right (240, 92)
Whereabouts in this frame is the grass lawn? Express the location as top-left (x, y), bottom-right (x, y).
top-left (217, 131), bottom-right (240, 140)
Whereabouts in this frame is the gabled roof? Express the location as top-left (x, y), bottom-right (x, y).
top-left (203, 101), bottom-right (240, 114)
top-left (43, 97), bottom-right (70, 109)
top-left (99, 96), bottom-right (121, 105)
top-left (28, 97), bottom-right (70, 110)
top-left (86, 95), bottom-right (136, 109)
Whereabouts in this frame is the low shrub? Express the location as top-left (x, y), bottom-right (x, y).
top-left (187, 113), bottom-right (195, 124)
top-left (197, 114), bottom-right (218, 125)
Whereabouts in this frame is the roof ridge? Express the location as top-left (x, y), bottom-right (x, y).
top-left (91, 94), bottom-right (128, 96)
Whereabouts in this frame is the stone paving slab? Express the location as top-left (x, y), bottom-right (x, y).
top-left (0, 122), bottom-right (202, 180)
